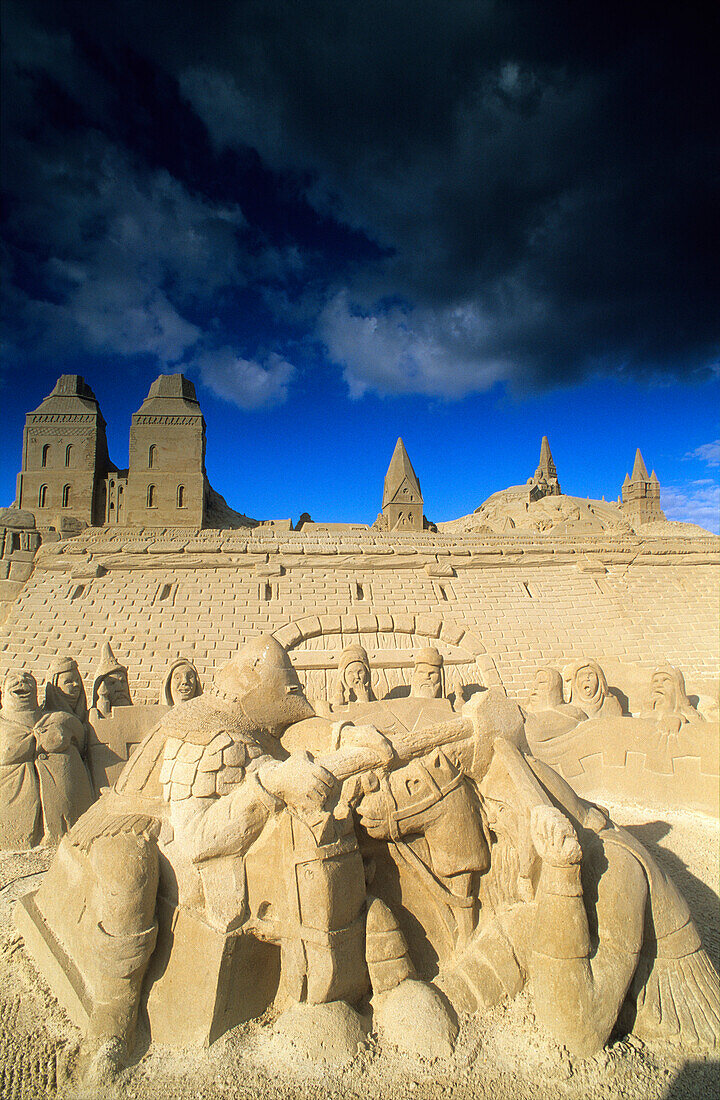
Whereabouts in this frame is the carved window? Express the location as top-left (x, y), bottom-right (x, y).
top-left (62, 484), bottom-right (71, 508)
top-left (41, 444), bottom-right (50, 468)
top-left (177, 485), bottom-right (185, 508)
top-left (148, 445), bottom-right (157, 469)
top-left (38, 484), bottom-right (47, 507)
top-left (65, 444), bottom-right (72, 467)
top-left (147, 484), bottom-right (156, 508)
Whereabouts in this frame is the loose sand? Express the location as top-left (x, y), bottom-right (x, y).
top-left (1, 801), bottom-right (717, 1100)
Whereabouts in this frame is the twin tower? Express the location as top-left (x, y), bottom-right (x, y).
top-left (15, 374), bottom-right (428, 533)
top-left (16, 374), bottom-right (208, 529)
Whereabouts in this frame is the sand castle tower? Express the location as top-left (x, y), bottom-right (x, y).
top-left (16, 375), bottom-right (111, 529)
top-left (528, 436), bottom-right (561, 502)
top-left (381, 438), bottom-right (424, 531)
top-left (124, 374), bottom-right (208, 527)
top-left (619, 448), bottom-right (665, 524)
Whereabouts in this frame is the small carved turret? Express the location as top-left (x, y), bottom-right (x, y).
top-left (620, 448), bottom-right (665, 525)
top-left (528, 435), bottom-right (561, 502)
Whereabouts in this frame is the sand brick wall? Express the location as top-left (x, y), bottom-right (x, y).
top-left (0, 528), bottom-right (717, 706)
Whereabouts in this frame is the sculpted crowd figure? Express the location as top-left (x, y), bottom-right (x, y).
top-left (0, 666), bottom-right (94, 848)
top-left (642, 663), bottom-right (705, 735)
top-left (90, 643), bottom-right (133, 721)
top-left (333, 645), bottom-right (376, 705)
top-left (562, 659), bottom-right (623, 720)
top-left (159, 658), bottom-right (203, 707)
top-left (13, 634), bottom-right (718, 1087)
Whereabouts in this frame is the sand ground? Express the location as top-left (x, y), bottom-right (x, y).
top-left (0, 800), bottom-right (718, 1100)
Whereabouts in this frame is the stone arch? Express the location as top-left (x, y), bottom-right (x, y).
top-left (177, 485), bottom-right (185, 508)
top-left (62, 484), bottom-right (71, 508)
top-left (147, 484), bottom-right (156, 508)
top-left (148, 444), bottom-right (157, 469)
top-left (41, 444), bottom-right (50, 468)
top-left (65, 444), bottom-right (73, 467)
top-left (38, 484), bottom-right (48, 507)
top-left (272, 611), bottom-right (502, 706)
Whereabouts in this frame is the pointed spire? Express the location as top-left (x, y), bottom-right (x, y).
top-left (382, 438), bottom-right (422, 508)
top-left (631, 448), bottom-right (649, 481)
top-left (622, 472), bottom-right (631, 487)
top-left (536, 435), bottom-right (557, 479)
top-left (529, 434), bottom-right (560, 498)
top-left (649, 470), bottom-right (659, 484)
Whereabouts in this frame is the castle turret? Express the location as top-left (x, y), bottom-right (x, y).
top-left (381, 438), bottom-right (424, 531)
top-left (16, 375), bottom-right (111, 529)
top-left (124, 374), bottom-right (208, 527)
top-left (620, 448), bottom-right (665, 525)
top-left (528, 435), bottom-right (561, 502)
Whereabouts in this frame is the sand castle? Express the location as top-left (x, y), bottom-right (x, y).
top-left (0, 374), bottom-right (718, 1089)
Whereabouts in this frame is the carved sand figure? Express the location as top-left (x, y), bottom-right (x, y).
top-left (410, 646), bottom-right (445, 699)
top-left (19, 637), bottom-right (374, 1080)
top-left (562, 659), bottom-right (623, 720)
top-left (90, 643), bottom-right (133, 720)
top-left (438, 740), bottom-right (720, 1055)
top-left (158, 657), bottom-right (203, 706)
top-left (44, 655), bottom-right (91, 731)
top-left (0, 668), bottom-right (94, 849)
top-left (333, 644), bottom-right (375, 705)
top-left (641, 663), bottom-right (705, 734)
top-left (522, 665), bottom-right (586, 744)
top-left (15, 637), bottom-right (719, 1085)
top-left (0, 670), bottom-right (42, 848)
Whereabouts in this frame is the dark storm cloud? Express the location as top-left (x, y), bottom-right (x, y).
top-left (2, 0), bottom-right (718, 402)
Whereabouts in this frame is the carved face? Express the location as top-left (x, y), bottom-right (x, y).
top-left (170, 663), bottom-right (199, 705)
top-left (100, 669), bottom-right (132, 707)
top-left (411, 662), bottom-right (443, 699)
top-left (3, 670), bottom-right (38, 712)
top-left (344, 661), bottom-right (370, 693)
top-left (575, 665), bottom-right (600, 701)
top-left (527, 667), bottom-right (563, 709)
top-left (650, 670), bottom-right (677, 710)
top-left (56, 669), bottom-right (82, 705)
top-left (215, 636), bottom-right (314, 735)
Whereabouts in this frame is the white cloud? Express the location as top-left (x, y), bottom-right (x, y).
top-left (318, 290), bottom-right (511, 399)
top-left (193, 347), bottom-right (294, 409)
top-left (661, 480), bottom-right (720, 534)
top-left (684, 439), bottom-right (720, 467)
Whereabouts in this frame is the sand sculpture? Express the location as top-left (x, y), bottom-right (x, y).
top-left (562, 659), bottom-right (623, 720)
top-left (0, 667), bottom-right (94, 848)
top-left (158, 658), bottom-right (204, 707)
top-left (90, 643), bottom-right (133, 721)
top-left (333, 645), bottom-right (376, 705)
top-left (14, 634), bottom-right (719, 1085)
top-left (410, 646), bottom-right (445, 699)
top-left (641, 664), bottom-right (705, 734)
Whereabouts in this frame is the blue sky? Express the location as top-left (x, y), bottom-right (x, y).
top-left (1, 2), bottom-right (718, 531)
